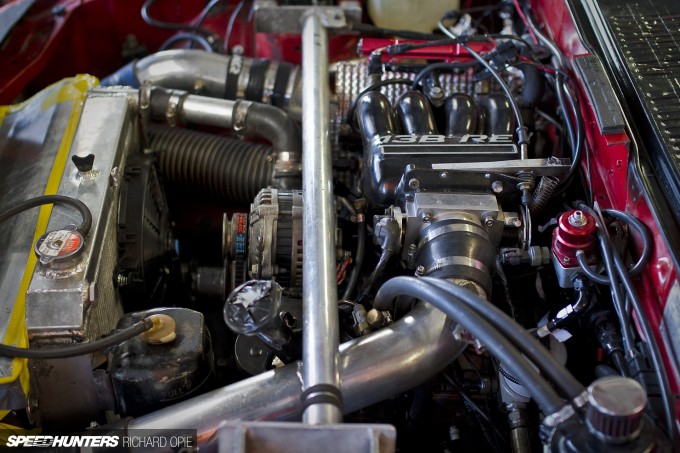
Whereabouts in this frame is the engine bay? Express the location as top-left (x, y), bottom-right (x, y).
top-left (0, 0), bottom-right (678, 451)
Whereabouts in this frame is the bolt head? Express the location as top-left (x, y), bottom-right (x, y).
top-left (483, 216), bottom-right (495, 227)
top-left (415, 265), bottom-right (425, 276)
top-left (513, 218), bottom-right (522, 228)
top-left (492, 181), bottom-right (504, 193)
top-left (429, 87), bottom-right (444, 99)
top-left (420, 211), bottom-right (432, 222)
top-left (408, 178), bottom-right (420, 189)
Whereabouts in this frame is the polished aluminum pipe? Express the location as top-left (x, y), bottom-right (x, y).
top-left (177, 95), bottom-right (236, 127)
top-left (103, 49), bottom-right (302, 119)
top-left (135, 50), bottom-right (230, 97)
top-left (148, 87), bottom-right (235, 128)
top-left (300, 11), bottom-right (342, 425)
top-left (116, 303), bottom-right (464, 432)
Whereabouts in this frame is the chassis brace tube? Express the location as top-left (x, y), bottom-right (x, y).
top-left (300, 12), bottom-right (342, 425)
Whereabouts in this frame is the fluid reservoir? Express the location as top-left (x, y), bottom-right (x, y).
top-left (367, 0), bottom-right (461, 34)
top-left (109, 308), bottom-right (214, 416)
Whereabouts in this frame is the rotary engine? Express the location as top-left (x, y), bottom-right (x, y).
top-left (0, 2), bottom-right (673, 452)
top-left (355, 88), bottom-right (556, 299)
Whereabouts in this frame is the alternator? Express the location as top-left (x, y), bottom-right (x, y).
top-left (226, 189), bottom-right (304, 290)
top-left (248, 189), bottom-right (303, 288)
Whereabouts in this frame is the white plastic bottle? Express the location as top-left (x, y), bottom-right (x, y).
top-left (367, 0), bottom-right (461, 34)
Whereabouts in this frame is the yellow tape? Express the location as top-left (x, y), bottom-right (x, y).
top-left (39, 75), bottom-right (98, 112)
top-left (0, 420), bottom-right (41, 440)
top-left (0, 75), bottom-right (98, 399)
top-left (0, 74), bottom-right (98, 116)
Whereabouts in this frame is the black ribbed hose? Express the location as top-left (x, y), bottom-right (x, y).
top-left (148, 126), bottom-right (274, 204)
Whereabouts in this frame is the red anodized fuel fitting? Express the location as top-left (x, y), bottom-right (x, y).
top-left (552, 210), bottom-right (598, 268)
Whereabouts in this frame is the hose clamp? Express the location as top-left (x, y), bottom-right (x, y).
top-left (543, 403), bottom-right (576, 428)
top-left (284, 65), bottom-right (299, 109)
top-left (423, 256), bottom-right (490, 276)
top-left (165, 90), bottom-right (186, 128)
top-left (236, 57), bottom-right (254, 100)
top-left (540, 403), bottom-right (578, 447)
top-left (262, 61), bottom-right (279, 105)
top-left (571, 390), bottom-right (588, 409)
top-left (273, 151), bottom-right (302, 182)
top-left (232, 100), bottom-right (252, 135)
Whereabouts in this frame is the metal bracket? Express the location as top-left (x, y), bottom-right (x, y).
top-left (253, 1), bottom-right (361, 33)
top-left (431, 157), bottom-right (572, 178)
top-left (213, 421), bottom-right (396, 452)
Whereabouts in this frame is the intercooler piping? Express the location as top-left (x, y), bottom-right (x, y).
top-left (108, 303), bottom-right (464, 432)
top-left (147, 126), bottom-right (274, 204)
top-left (103, 50), bottom-right (232, 97)
top-left (147, 87), bottom-right (301, 188)
top-left (102, 49), bottom-right (302, 119)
